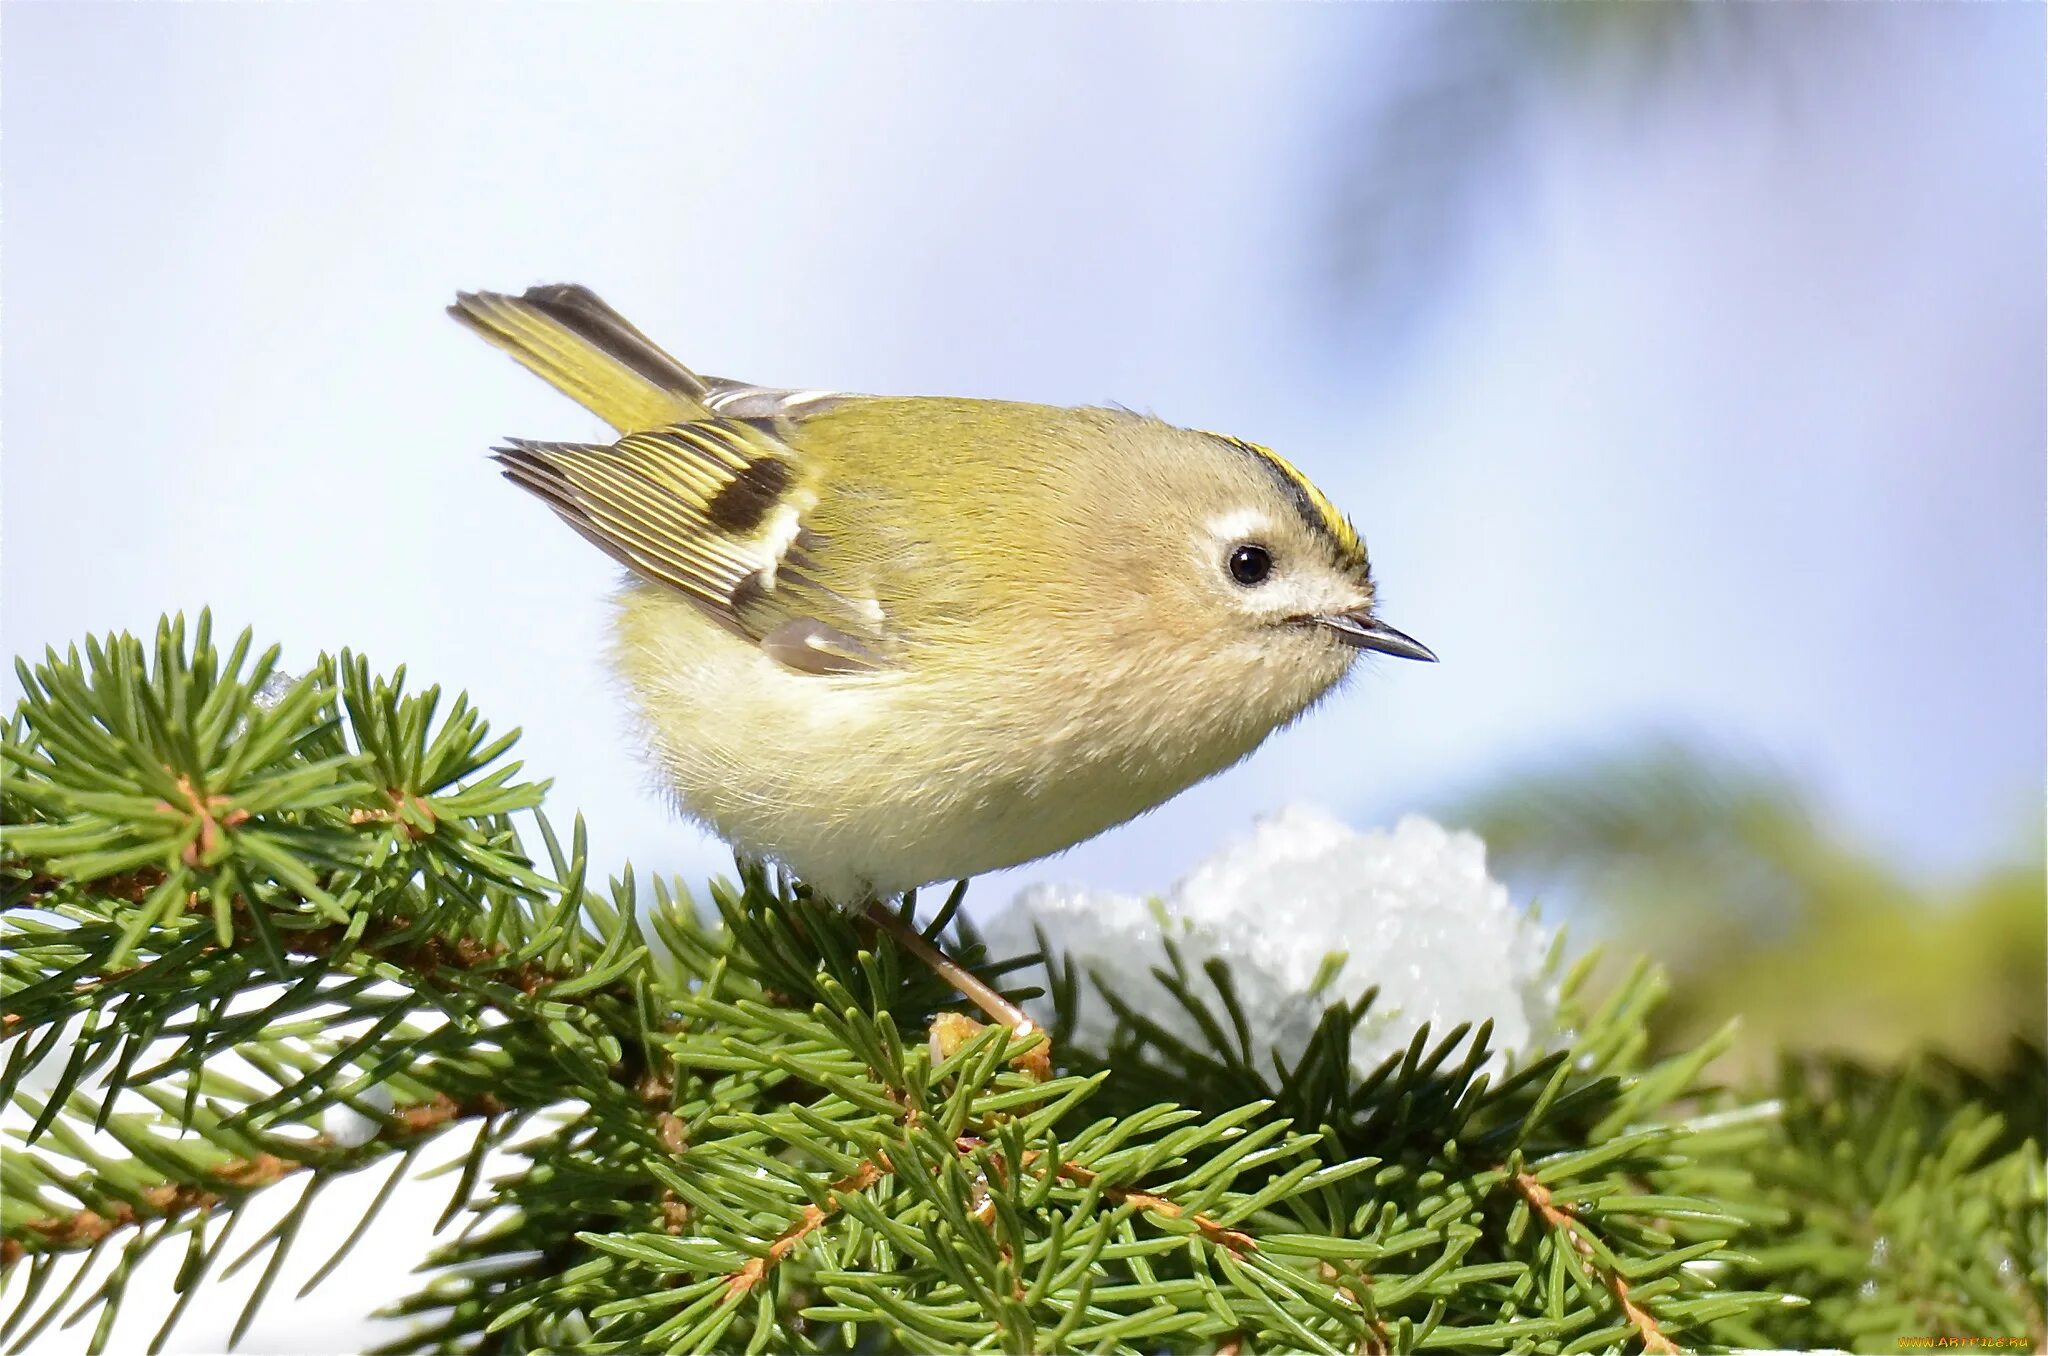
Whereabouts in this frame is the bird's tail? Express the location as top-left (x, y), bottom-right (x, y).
top-left (449, 283), bottom-right (710, 432)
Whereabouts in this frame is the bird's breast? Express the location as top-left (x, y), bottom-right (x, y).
top-left (610, 584), bottom-right (1341, 897)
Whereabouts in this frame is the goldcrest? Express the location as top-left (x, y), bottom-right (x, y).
top-left (452, 284), bottom-right (1434, 905)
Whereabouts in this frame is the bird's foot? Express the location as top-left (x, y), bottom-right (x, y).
top-left (929, 1010), bottom-right (1053, 1083)
top-left (864, 901), bottom-right (1052, 1081)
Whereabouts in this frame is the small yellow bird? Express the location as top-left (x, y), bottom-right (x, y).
top-left (452, 284), bottom-right (1433, 1024)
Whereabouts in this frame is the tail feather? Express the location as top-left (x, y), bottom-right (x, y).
top-left (450, 284), bottom-right (708, 432)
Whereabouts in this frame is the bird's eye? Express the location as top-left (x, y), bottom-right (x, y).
top-left (1227, 543), bottom-right (1273, 586)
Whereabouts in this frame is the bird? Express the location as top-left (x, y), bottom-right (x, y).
top-left (451, 282), bottom-right (1434, 1032)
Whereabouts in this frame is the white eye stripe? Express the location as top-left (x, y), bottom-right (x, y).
top-left (1205, 508), bottom-right (1273, 543)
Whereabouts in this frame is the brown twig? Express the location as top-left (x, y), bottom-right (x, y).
top-left (3, 1154), bottom-right (295, 1267)
top-left (724, 1160), bottom-right (887, 1300)
top-left (9, 867), bottom-right (165, 910)
top-left (4, 867), bottom-right (562, 1046)
top-left (1049, 1157), bottom-right (1257, 1256)
top-left (1511, 1172), bottom-right (1677, 1355)
top-left (715, 1115), bottom-right (1265, 1309)
top-left (348, 788), bottom-right (439, 842)
top-left (154, 775), bottom-right (251, 867)
top-left (968, 1139), bottom-right (1256, 1258)
top-left (864, 905), bottom-right (1053, 1081)
top-left (1, 1090), bottom-right (502, 1267)
top-left (1321, 1262), bottom-right (1393, 1355)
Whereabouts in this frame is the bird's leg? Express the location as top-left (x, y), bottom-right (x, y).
top-left (860, 899), bottom-right (1042, 1044)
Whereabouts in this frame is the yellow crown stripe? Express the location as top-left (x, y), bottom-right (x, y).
top-left (1208, 434), bottom-right (1365, 567)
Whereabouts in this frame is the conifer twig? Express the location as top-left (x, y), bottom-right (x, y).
top-left (1045, 1158), bottom-right (1257, 1256)
top-left (1322, 1263), bottom-right (1392, 1355)
top-left (967, 1138), bottom-right (1258, 1257)
top-left (4, 864), bottom-right (569, 1033)
top-left (157, 774), bottom-right (250, 866)
top-left (1511, 1171), bottom-right (1676, 1355)
top-left (863, 904), bottom-right (1051, 1079)
top-left (716, 1122), bottom-right (1266, 1310)
top-left (348, 787), bottom-right (439, 841)
top-left (0, 1091), bottom-right (503, 1266)
top-left (724, 1160), bottom-right (887, 1300)
top-left (2, 1152), bottom-right (295, 1266)
top-left (20, 619), bottom-right (2031, 1352)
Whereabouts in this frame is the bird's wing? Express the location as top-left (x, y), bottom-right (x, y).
top-left (494, 419), bottom-right (893, 675)
top-left (452, 282), bottom-right (868, 433)
top-left (450, 284), bottom-right (712, 433)
top-left (457, 284), bottom-right (890, 672)
top-left (696, 377), bottom-right (858, 422)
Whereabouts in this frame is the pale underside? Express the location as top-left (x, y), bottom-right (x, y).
top-left (610, 579), bottom-right (1337, 903)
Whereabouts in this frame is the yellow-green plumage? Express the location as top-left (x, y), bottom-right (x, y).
top-left (453, 284), bottom-right (1431, 901)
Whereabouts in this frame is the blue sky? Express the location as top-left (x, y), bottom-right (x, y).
top-left (7, 5), bottom-right (2037, 907)
top-left (3, 6), bottom-right (2041, 1350)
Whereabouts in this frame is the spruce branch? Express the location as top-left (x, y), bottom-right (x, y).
top-left (723, 1160), bottom-right (886, 1302)
top-left (1, 1089), bottom-right (502, 1266)
top-left (4, 615), bottom-right (2038, 1354)
top-left (1509, 1171), bottom-right (1676, 1355)
top-left (1039, 1153), bottom-right (1257, 1257)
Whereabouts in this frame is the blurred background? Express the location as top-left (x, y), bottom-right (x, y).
top-left (4, 5), bottom-right (2042, 1348)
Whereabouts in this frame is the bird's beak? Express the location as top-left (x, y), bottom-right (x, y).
top-left (1314, 612), bottom-right (1438, 662)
